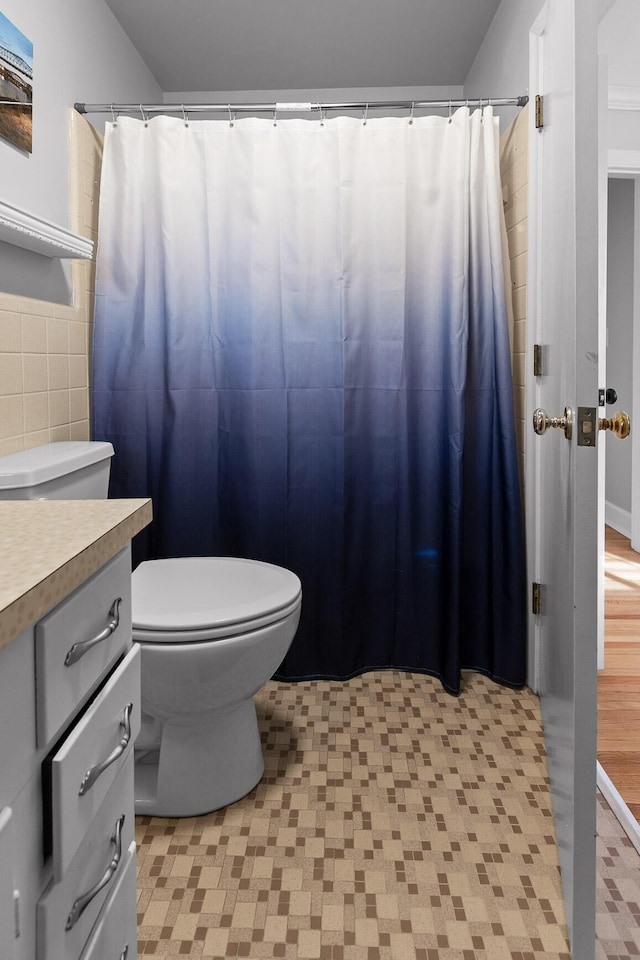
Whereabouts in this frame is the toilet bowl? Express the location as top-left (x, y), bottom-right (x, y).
top-left (0, 442), bottom-right (302, 818)
top-left (132, 556), bottom-right (301, 817)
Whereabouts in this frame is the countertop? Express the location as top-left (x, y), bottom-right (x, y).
top-left (0, 498), bottom-right (152, 651)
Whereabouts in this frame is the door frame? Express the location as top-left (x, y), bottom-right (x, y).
top-left (606, 151), bottom-right (640, 553)
top-left (525, 15), bottom-right (543, 694)
top-left (597, 148), bottom-right (640, 853)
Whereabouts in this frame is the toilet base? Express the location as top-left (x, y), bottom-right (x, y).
top-left (134, 698), bottom-right (265, 817)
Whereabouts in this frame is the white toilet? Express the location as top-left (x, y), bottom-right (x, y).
top-left (0, 441), bottom-right (302, 817)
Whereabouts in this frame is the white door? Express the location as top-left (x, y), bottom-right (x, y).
top-left (527, 2), bottom-right (599, 957)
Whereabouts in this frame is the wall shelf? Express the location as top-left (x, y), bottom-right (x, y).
top-left (0, 198), bottom-right (93, 260)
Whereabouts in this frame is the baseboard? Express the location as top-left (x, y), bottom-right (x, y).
top-left (597, 761), bottom-right (640, 855)
top-left (605, 500), bottom-right (632, 539)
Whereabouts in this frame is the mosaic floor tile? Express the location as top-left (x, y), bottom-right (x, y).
top-left (134, 671), bottom-right (630, 959)
top-left (595, 791), bottom-right (640, 960)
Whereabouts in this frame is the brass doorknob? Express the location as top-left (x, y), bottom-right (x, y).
top-left (533, 407), bottom-right (573, 440)
top-left (599, 411), bottom-right (630, 439)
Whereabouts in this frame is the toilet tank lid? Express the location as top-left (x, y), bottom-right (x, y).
top-left (0, 441), bottom-right (114, 490)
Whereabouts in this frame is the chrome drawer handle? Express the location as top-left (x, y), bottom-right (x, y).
top-left (79, 703), bottom-right (133, 796)
top-left (66, 815), bottom-right (124, 930)
top-left (64, 598), bottom-right (122, 667)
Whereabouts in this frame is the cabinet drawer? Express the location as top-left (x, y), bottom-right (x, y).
top-left (47, 645), bottom-right (141, 881)
top-left (0, 808), bottom-right (15, 960)
top-left (37, 762), bottom-right (134, 960)
top-left (35, 548), bottom-right (132, 746)
top-left (79, 841), bottom-right (137, 960)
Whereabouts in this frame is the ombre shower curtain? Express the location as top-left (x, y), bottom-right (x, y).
top-left (92, 107), bottom-right (526, 694)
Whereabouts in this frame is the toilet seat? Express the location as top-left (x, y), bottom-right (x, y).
top-left (132, 556), bottom-right (302, 644)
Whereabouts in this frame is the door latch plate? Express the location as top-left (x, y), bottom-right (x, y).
top-left (577, 407), bottom-right (597, 447)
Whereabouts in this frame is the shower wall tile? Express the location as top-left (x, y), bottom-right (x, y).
top-left (512, 285), bottom-right (527, 322)
top-left (22, 355), bottom-right (48, 394)
top-left (0, 293), bottom-right (16, 312)
top-left (0, 312), bottom-right (21, 352)
top-left (513, 317), bottom-right (526, 354)
top-left (49, 390), bottom-right (70, 427)
top-left (18, 296), bottom-right (55, 318)
top-left (510, 250), bottom-right (528, 289)
top-left (514, 151), bottom-right (528, 192)
top-left (82, 162), bottom-right (99, 204)
top-left (0, 354), bottom-right (23, 395)
top-left (0, 396), bottom-right (23, 441)
top-left (21, 315), bottom-right (47, 354)
top-left (513, 352), bottom-right (526, 394)
top-left (504, 183), bottom-right (528, 232)
top-left (69, 387), bottom-right (89, 423)
top-left (0, 112), bottom-right (103, 456)
top-left (69, 421), bottom-right (89, 441)
top-left (48, 355), bottom-right (70, 391)
top-left (46, 317), bottom-right (69, 355)
top-left (53, 302), bottom-right (78, 322)
top-left (24, 393), bottom-right (49, 434)
top-left (508, 218), bottom-right (528, 260)
top-left (69, 321), bottom-right (88, 355)
top-left (24, 428), bottom-right (49, 449)
top-left (69, 355), bottom-right (88, 389)
top-left (499, 116), bottom-right (516, 170)
top-left (500, 104), bottom-right (529, 500)
top-left (82, 193), bottom-right (98, 235)
top-left (50, 424), bottom-right (71, 442)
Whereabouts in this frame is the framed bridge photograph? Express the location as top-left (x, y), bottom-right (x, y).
top-left (0, 10), bottom-right (33, 153)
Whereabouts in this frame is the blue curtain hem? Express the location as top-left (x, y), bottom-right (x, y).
top-left (272, 663), bottom-right (527, 697)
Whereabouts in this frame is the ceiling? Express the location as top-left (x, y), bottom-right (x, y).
top-left (105, 0), bottom-right (502, 94)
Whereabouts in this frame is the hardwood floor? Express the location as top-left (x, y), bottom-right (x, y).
top-left (598, 526), bottom-right (640, 820)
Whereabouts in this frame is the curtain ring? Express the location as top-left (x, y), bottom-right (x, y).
top-left (228, 103), bottom-right (235, 127)
top-left (273, 106), bottom-right (277, 127)
top-left (319, 106), bottom-right (325, 127)
top-left (448, 100), bottom-right (452, 124)
top-left (362, 101), bottom-right (368, 126)
top-left (182, 104), bottom-right (189, 127)
top-left (139, 103), bottom-right (148, 127)
top-left (110, 104), bottom-right (118, 127)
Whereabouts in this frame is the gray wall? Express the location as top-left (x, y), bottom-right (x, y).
top-left (606, 177), bottom-right (634, 515)
top-left (464, 0), bottom-right (546, 130)
top-left (608, 111), bottom-right (640, 152)
top-left (0, 0), bottom-right (161, 302)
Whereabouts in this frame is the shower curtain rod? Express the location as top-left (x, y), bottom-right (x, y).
top-left (74, 95), bottom-right (528, 118)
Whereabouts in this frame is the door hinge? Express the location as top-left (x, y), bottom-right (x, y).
top-left (532, 582), bottom-right (542, 616)
top-left (533, 344), bottom-right (544, 377)
top-left (535, 94), bottom-right (544, 130)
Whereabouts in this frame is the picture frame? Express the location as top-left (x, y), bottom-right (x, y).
top-left (0, 10), bottom-right (33, 153)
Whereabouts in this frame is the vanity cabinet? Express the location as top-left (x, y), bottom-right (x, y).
top-left (0, 808), bottom-right (16, 959)
top-left (0, 538), bottom-right (144, 960)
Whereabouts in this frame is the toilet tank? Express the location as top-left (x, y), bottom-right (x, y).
top-left (0, 442), bottom-right (114, 500)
